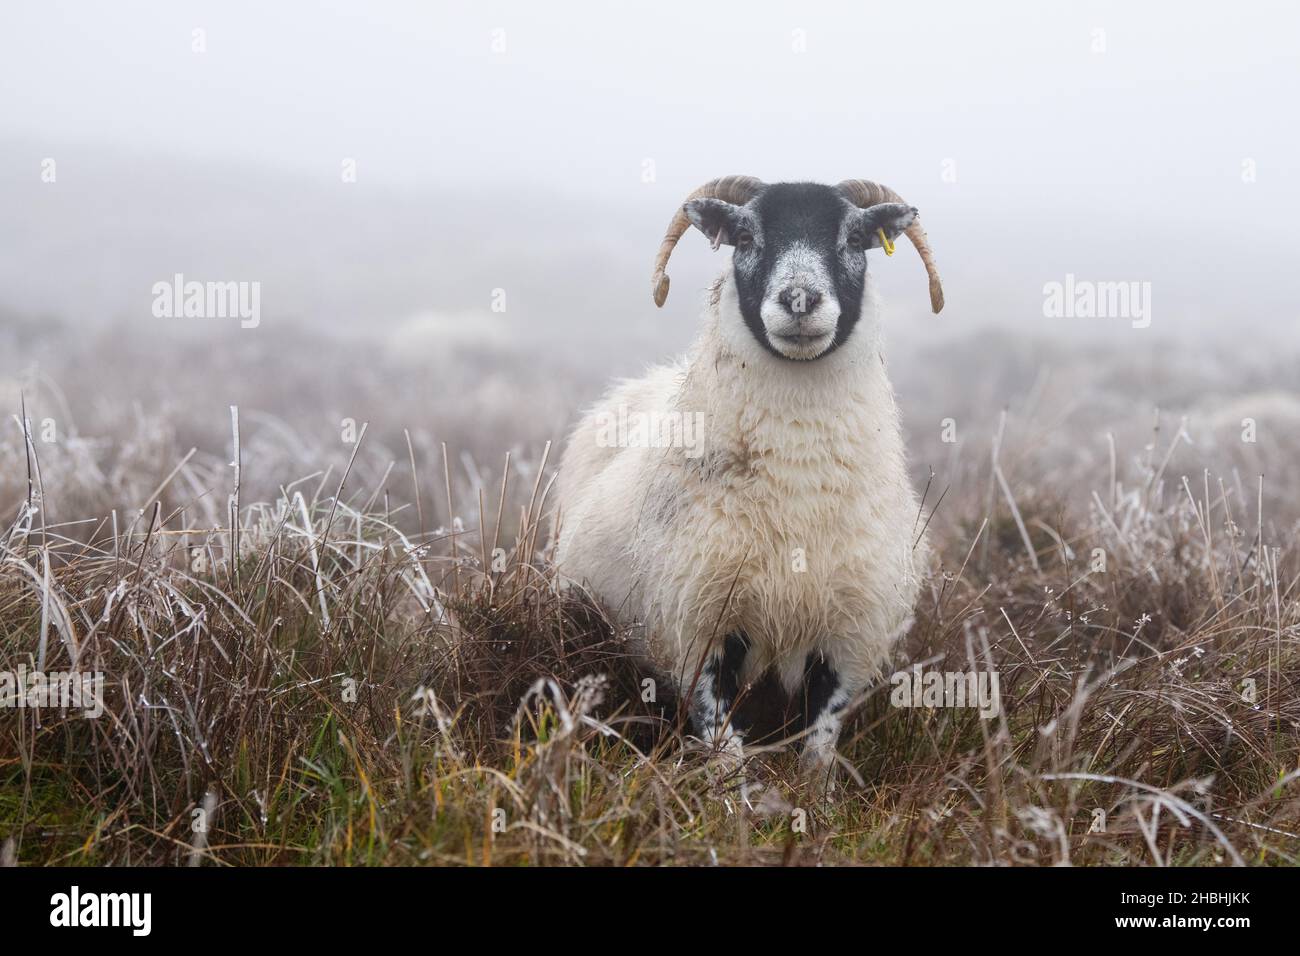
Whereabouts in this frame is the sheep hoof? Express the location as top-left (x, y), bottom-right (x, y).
top-left (709, 733), bottom-right (745, 766)
top-left (798, 749), bottom-right (840, 799)
top-left (694, 732), bottom-right (746, 785)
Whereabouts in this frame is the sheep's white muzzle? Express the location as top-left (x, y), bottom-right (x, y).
top-left (761, 299), bottom-right (840, 360)
top-left (759, 243), bottom-right (840, 359)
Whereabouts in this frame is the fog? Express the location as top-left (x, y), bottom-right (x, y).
top-left (2, 0), bottom-right (1297, 366)
top-left (3, 0), bottom-right (1300, 531)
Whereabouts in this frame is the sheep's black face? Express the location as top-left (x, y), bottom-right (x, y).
top-left (684, 182), bottom-right (917, 361)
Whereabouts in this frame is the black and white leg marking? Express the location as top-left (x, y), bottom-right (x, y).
top-left (799, 652), bottom-right (852, 770)
top-left (691, 631), bottom-right (749, 757)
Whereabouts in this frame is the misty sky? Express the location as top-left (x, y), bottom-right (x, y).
top-left (2, 0), bottom-right (1297, 357)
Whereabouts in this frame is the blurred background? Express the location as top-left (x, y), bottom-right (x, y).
top-left (2, 0), bottom-right (1298, 531)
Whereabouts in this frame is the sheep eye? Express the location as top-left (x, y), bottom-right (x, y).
top-left (846, 231), bottom-right (865, 251)
top-left (735, 230), bottom-right (754, 251)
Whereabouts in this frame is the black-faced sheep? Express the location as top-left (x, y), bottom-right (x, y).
top-left (554, 176), bottom-right (944, 776)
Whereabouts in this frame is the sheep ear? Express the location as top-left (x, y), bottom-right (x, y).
top-left (683, 198), bottom-right (743, 247)
top-left (857, 203), bottom-right (918, 248)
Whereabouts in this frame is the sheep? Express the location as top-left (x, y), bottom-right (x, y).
top-left (552, 176), bottom-right (944, 777)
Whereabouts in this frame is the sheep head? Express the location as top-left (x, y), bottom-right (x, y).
top-left (650, 177), bottom-right (944, 361)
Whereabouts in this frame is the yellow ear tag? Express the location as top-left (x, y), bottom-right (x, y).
top-left (878, 228), bottom-right (895, 256)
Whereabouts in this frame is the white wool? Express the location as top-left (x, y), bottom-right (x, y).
top-left (553, 266), bottom-right (927, 698)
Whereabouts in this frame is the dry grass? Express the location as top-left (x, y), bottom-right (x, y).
top-left (2, 387), bottom-right (1298, 867)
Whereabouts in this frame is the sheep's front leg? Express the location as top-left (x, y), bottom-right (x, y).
top-left (689, 631), bottom-right (749, 759)
top-left (798, 652), bottom-right (857, 779)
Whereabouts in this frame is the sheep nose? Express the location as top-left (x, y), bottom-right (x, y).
top-left (777, 286), bottom-right (822, 315)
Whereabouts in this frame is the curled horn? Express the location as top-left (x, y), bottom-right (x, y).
top-left (651, 175), bottom-right (765, 307)
top-left (837, 179), bottom-right (945, 313)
